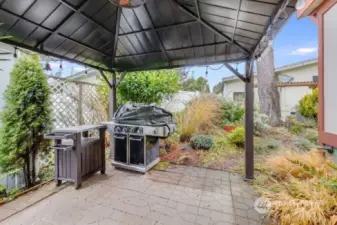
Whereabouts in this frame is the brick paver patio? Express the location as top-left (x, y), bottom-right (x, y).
top-left (0, 165), bottom-right (266, 225)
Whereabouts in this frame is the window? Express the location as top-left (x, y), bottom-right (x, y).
top-left (233, 92), bottom-right (244, 102)
top-left (313, 75), bottom-right (319, 82)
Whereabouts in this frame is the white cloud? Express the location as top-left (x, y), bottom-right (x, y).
top-left (291, 47), bottom-right (317, 55)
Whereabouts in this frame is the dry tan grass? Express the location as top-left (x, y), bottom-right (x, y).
top-left (257, 150), bottom-right (337, 225)
top-left (175, 95), bottom-right (220, 141)
top-left (266, 150), bottom-right (330, 180)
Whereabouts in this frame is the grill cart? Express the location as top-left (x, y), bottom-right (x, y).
top-left (104, 103), bottom-right (176, 173)
top-left (44, 125), bottom-right (106, 189)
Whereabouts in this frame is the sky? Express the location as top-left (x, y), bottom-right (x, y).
top-left (43, 13), bottom-right (318, 90)
top-left (189, 13), bottom-right (318, 91)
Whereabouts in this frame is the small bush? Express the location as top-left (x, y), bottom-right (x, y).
top-left (254, 112), bottom-right (270, 136)
top-left (289, 123), bottom-right (304, 135)
top-left (38, 165), bottom-right (54, 181)
top-left (9, 188), bottom-right (21, 199)
top-left (191, 135), bottom-right (213, 150)
top-left (227, 127), bottom-right (245, 147)
top-left (305, 129), bottom-right (318, 144)
top-left (299, 88), bottom-right (318, 119)
top-left (164, 132), bottom-right (180, 149)
top-left (219, 100), bottom-right (244, 125)
top-left (255, 138), bottom-right (280, 154)
top-left (292, 137), bottom-right (315, 150)
top-left (159, 148), bottom-right (168, 156)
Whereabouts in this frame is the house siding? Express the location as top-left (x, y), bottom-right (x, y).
top-left (223, 61), bottom-right (318, 118)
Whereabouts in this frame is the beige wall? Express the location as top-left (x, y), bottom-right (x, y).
top-left (323, 4), bottom-right (337, 135)
top-left (223, 62), bottom-right (318, 118)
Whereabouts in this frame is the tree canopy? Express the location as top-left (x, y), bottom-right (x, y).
top-left (213, 81), bottom-right (224, 94)
top-left (182, 76), bottom-right (210, 93)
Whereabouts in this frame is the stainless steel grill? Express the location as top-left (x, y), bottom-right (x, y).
top-left (104, 121), bottom-right (175, 173)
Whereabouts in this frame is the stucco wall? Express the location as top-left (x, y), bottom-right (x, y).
top-left (223, 62), bottom-right (318, 118)
top-left (0, 43), bottom-right (16, 127)
top-left (323, 4), bottom-right (337, 135)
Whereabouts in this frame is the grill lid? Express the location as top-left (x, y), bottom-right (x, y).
top-left (113, 102), bottom-right (176, 127)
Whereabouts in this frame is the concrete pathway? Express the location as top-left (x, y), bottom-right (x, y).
top-left (0, 165), bottom-right (266, 225)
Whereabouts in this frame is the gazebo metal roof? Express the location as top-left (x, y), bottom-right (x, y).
top-left (0, 0), bottom-right (295, 72)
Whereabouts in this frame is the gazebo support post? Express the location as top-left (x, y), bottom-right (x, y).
top-left (109, 71), bottom-right (117, 118)
top-left (244, 59), bottom-right (254, 181)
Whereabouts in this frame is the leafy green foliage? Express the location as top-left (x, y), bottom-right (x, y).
top-left (292, 137), bottom-right (315, 150)
top-left (118, 70), bottom-right (181, 104)
top-left (191, 135), bottom-right (213, 150)
top-left (219, 100), bottom-right (244, 126)
top-left (254, 137), bottom-right (280, 154)
top-left (213, 81), bottom-right (224, 94)
top-left (38, 165), bottom-right (54, 181)
top-left (289, 123), bottom-right (304, 135)
top-left (9, 188), bottom-right (21, 199)
top-left (299, 88), bottom-right (318, 119)
top-left (254, 111), bottom-right (270, 136)
top-left (0, 184), bottom-right (6, 193)
top-left (164, 132), bottom-right (180, 149)
top-left (0, 55), bottom-right (51, 187)
top-left (227, 127), bottom-right (245, 147)
top-left (305, 129), bottom-right (318, 144)
top-left (182, 76), bottom-right (210, 93)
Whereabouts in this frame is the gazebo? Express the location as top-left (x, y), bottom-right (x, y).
top-left (0, 0), bottom-right (296, 180)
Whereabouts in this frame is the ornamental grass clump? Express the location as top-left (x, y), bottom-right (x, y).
top-left (256, 150), bottom-right (337, 225)
top-left (175, 95), bottom-right (220, 141)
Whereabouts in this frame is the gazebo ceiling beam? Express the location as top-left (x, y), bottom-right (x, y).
top-left (115, 41), bottom-right (228, 58)
top-left (57, 0), bottom-right (117, 38)
top-left (1, 39), bottom-right (112, 72)
top-left (118, 20), bottom-right (198, 37)
top-left (232, 0), bottom-right (243, 42)
top-left (170, 0), bottom-right (251, 56)
top-left (112, 7), bottom-right (122, 63)
top-left (120, 57), bottom-right (248, 72)
top-left (224, 62), bottom-right (247, 82)
top-left (36, 0), bottom-right (91, 48)
top-left (143, 4), bottom-right (171, 65)
top-left (0, 7), bottom-right (110, 58)
top-left (252, 0), bottom-right (290, 57)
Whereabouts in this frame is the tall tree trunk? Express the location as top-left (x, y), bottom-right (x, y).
top-left (24, 153), bottom-right (32, 187)
top-left (256, 41), bottom-right (282, 126)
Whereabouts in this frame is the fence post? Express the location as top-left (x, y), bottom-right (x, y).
top-left (78, 84), bottom-right (83, 125)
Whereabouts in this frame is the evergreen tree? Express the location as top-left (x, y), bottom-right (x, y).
top-left (0, 55), bottom-right (51, 187)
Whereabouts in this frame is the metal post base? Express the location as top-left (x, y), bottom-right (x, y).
top-left (112, 158), bottom-right (160, 173)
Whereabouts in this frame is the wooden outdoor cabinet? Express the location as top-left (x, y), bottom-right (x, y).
top-left (45, 125), bottom-right (106, 189)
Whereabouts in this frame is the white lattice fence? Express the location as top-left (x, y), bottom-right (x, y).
top-left (48, 76), bottom-right (106, 128)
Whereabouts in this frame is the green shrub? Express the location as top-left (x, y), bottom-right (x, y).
top-left (254, 112), bottom-right (270, 136)
top-left (219, 100), bottom-right (244, 125)
top-left (292, 137), bottom-right (315, 150)
top-left (305, 129), bottom-right (318, 144)
top-left (191, 135), bottom-right (213, 150)
top-left (289, 123), bottom-right (304, 135)
top-left (254, 138), bottom-right (280, 154)
top-left (299, 88), bottom-right (318, 119)
top-left (9, 188), bottom-right (21, 199)
top-left (0, 184), bottom-right (6, 193)
top-left (38, 165), bottom-right (54, 181)
top-left (164, 132), bottom-right (180, 149)
top-left (227, 127), bottom-right (245, 147)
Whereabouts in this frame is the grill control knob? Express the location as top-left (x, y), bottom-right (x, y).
top-left (137, 127), bottom-right (143, 134)
top-left (115, 126), bottom-right (121, 133)
top-left (122, 127), bottom-right (128, 133)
